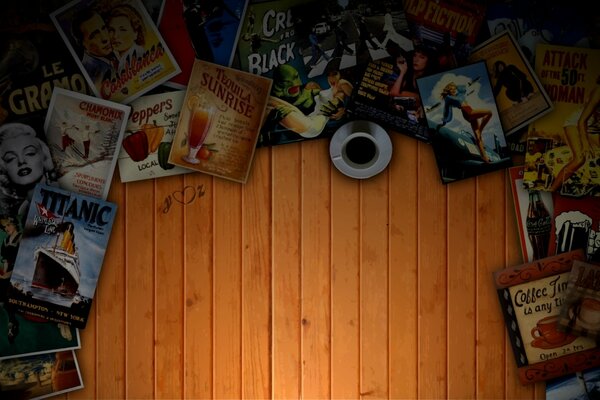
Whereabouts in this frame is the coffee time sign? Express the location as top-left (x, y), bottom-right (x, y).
top-left (509, 273), bottom-right (596, 363)
top-left (494, 250), bottom-right (600, 384)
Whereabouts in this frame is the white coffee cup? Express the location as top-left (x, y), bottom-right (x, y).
top-left (340, 131), bottom-right (379, 168)
top-left (330, 120), bottom-right (392, 179)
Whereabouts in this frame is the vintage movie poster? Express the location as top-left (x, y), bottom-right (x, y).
top-left (182, 0), bottom-right (248, 67)
top-left (50, 0), bottom-right (181, 104)
top-left (0, 1), bottom-right (92, 126)
top-left (0, 350), bottom-right (83, 399)
top-left (8, 183), bottom-right (117, 328)
top-left (168, 59), bottom-right (271, 183)
top-left (523, 44), bottom-right (600, 197)
top-left (44, 87), bottom-right (130, 199)
top-left (485, 0), bottom-right (599, 155)
top-left (0, 118), bottom-right (81, 361)
top-left (118, 90), bottom-right (192, 182)
top-left (508, 166), bottom-right (555, 263)
top-left (417, 61), bottom-right (512, 183)
top-left (493, 250), bottom-right (600, 385)
top-left (344, 4), bottom-right (431, 142)
top-left (233, 0), bottom-right (407, 146)
top-left (403, 0), bottom-right (487, 70)
top-left (559, 260), bottom-right (600, 339)
top-left (0, 116), bottom-right (79, 361)
top-left (469, 31), bottom-right (553, 137)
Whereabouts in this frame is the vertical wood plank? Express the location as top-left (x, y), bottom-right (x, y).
top-left (95, 177), bottom-right (125, 398)
top-left (125, 180), bottom-right (155, 398)
top-left (155, 175), bottom-right (184, 398)
top-left (330, 171), bottom-right (360, 399)
top-left (360, 172), bottom-right (389, 399)
top-left (389, 134), bottom-right (418, 399)
top-left (71, 304), bottom-right (96, 399)
top-left (272, 144), bottom-right (302, 398)
top-left (418, 142), bottom-right (448, 399)
top-left (183, 173), bottom-right (213, 399)
top-left (213, 179), bottom-right (242, 399)
top-left (476, 170), bottom-right (507, 398)
top-left (447, 179), bottom-right (476, 398)
top-left (300, 140), bottom-right (331, 399)
top-left (241, 148), bottom-right (272, 399)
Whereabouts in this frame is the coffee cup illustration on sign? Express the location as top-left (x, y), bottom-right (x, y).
top-left (569, 297), bottom-right (600, 331)
top-left (531, 315), bottom-right (577, 349)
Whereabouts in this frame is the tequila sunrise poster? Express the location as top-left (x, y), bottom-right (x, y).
top-left (168, 59), bottom-right (271, 183)
top-left (51, 0), bottom-right (181, 104)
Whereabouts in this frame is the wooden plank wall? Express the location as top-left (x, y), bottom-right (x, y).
top-left (63, 133), bottom-right (545, 399)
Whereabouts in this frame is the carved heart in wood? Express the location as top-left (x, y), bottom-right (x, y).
top-left (172, 186), bottom-right (196, 205)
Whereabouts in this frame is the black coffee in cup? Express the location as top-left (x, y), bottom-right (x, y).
top-left (344, 135), bottom-right (377, 165)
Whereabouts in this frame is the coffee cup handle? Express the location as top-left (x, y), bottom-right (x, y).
top-left (531, 327), bottom-right (541, 339)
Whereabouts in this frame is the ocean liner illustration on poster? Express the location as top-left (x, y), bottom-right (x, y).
top-left (8, 184), bottom-right (116, 328)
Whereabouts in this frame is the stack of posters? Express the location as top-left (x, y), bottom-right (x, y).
top-left (232, 0), bottom-right (404, 147)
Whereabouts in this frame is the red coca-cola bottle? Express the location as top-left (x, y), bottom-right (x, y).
top-left (526, 190), bottom-right (552, 260)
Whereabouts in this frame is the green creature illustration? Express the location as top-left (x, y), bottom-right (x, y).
top-left (271, 64), bottom-right (321, 119)
top-left (260, 64), bottom-right (328, 145)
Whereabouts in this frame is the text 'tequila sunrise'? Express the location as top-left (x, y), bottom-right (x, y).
top-left (201, 68), bottom-right (255, 118)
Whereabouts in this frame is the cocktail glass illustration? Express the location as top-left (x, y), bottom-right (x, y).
top-left (183, 96), bottom-right (215, 164)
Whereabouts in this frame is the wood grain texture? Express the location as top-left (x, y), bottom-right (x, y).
top-left (74, 137), bottom-right (545, 399)
top-left (213, 177), bottom-right (242, 399)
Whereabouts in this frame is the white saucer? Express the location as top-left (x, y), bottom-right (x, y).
top-left (329, 120), bottom-right (392, 179)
